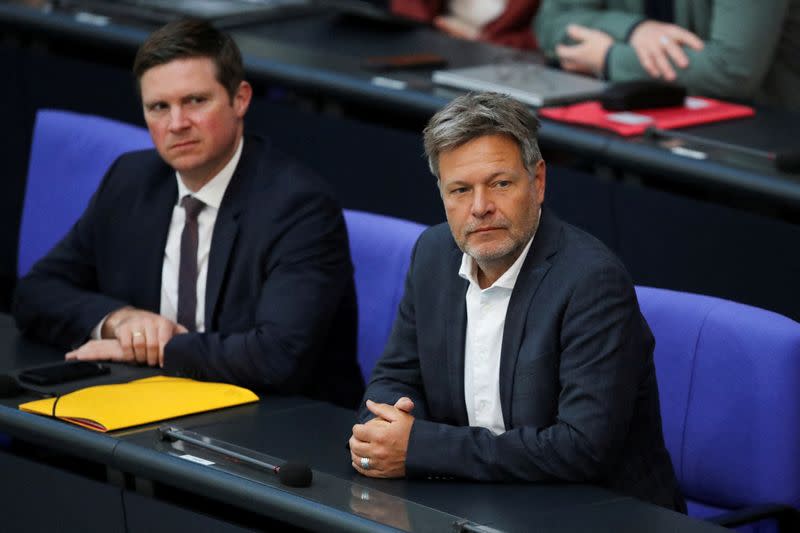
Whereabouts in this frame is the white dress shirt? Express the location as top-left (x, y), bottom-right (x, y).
top-left (93, 138), bottom-right (242, 337)
top-left (449, 0), bottom-right (507, 30)
top-left (459, 215), bottom-right (537, 435)
top-left (160, 138), bottom-right (243, 332)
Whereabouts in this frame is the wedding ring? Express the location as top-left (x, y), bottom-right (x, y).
top-left (360, 456), bottom-right (370, 470)
top-left (132, 331), bottom-right (144, 338)
top-left (659, 35), bottom-right (671, 46)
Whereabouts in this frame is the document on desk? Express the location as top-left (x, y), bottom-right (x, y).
top-left (18, 376), bottom-right (258, 432)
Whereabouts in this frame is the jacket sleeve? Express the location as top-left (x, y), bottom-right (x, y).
top-left (13, 158), bottom-right (130, 348)
top-left (356, 237), bottom-right (431, 421)
top-left (607, 0), bottom-right (790, 99)
top-left (535, 0), bottom-right (645, 59)
top-left (404, 260), bottom-right (651, 482)
top-left (163, 188), bottom-right (354, 395)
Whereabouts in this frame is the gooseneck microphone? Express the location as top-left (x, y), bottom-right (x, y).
top-left (158, 426), bottom-right (313, 488)
top-left (645, 126), bottom-right (800, 173)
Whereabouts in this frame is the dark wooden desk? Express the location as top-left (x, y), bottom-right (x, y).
top-left (3, 1), bottom-right (798, 204)
top-left (0, 319), bottom-right (726, 532)
top-left (1, 0), bottom-right (798, 320)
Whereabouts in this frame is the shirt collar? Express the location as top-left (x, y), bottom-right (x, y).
top-left (175, 137), bottom-right (243, 209)
top-left (458, 207), bottom-right (540, 291)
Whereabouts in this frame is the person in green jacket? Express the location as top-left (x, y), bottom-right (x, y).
top-left (534, 0), bottom-right (800, 110)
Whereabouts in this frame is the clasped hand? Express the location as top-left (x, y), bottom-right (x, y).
top-left (349, 397), bottom-right (415, 478)
top-left (628, 20), bottom-right (704, 80)
top-left (556, 21), bottom-right (704, 81)
top-left (66, 307), bottom-right (188, 367)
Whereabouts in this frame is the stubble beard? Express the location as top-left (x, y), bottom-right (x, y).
top-left (459, 209), bottom-right (539, 274)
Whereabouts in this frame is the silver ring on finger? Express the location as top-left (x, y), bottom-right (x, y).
top-left (659, 35), bottom-right (671, 46)
top-left (360, 456), bottom-right (370, 470)
top-left (132, 330), bottom-right (144, 338)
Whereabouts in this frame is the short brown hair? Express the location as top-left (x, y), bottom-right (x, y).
top-left (133, 18), bottom-right (244, 101)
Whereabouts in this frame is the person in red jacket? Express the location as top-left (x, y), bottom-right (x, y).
top-left (392, 0), bottom-right (540, 50)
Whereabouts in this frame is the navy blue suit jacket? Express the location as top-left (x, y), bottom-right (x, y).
top-left (360, 209), bottom-right (685, 511)
top-left (14, 135), bottom-right (364, 408)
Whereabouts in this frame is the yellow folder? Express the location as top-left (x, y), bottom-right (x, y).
top-left (18, 376), bottom-right (259, 432)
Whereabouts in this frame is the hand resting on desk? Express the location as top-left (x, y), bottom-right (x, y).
top-left (68, 307), bottom-right (188, 368)
top-left (350, 397), bottom-right (415, 478)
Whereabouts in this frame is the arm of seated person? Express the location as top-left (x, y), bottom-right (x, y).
top-left (403, 263), bottom-right (648, 482)
top-left (69, 307), bottom-right (188, 367)
top-left (606, 2), bottom-right (787, 100)
top-left (160, 190), bottom-right (354, 394)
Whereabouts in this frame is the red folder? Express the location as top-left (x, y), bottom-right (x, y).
top-left (539, 97), bottom-right (754, 136)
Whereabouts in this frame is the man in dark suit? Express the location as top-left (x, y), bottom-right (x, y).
top-left (348, 92), bottom-right (684, 511)
top-left (13, 19), bottom-right (363, 407)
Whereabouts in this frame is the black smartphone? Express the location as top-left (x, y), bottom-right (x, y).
top-left (18, 361), bottom-right (110, 386)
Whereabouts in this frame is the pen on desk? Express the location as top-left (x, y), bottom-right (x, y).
top-left (645, 127), bottom-right (800, 172)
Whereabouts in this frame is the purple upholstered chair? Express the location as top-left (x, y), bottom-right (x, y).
top-left (636, 286), bottom-right (800, 532)
top-left (343, 210), bottom-right (426, 382)
top-left (17, 110), bottom-right (430, 388)
top-left (18, 109), bottom-right (152, 276)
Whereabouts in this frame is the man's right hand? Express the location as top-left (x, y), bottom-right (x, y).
top-left (101, 307), bottom-right (188, 367)
top-left (628, 20), bottom-right (704, 80)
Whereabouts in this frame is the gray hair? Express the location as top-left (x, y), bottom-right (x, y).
top-left (423, 92), bottom-right (542, 179)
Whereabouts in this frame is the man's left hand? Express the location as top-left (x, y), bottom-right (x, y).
top-left (556, 24), bottom-right (614, 77)
top-left (66, 339), bottom-right (125, 362)
top-left (349, 399), bottom-right (414, 478)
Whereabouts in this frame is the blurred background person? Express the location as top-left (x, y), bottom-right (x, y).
top-left (535, 0), bottom-right (800, 109)
top-left (392, 0), bottom-right (540, 49)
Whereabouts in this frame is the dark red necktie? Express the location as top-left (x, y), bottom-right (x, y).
top-left (177, 195), bottom-right (205, 331)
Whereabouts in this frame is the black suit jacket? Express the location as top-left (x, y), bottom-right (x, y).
top-left (14, 135), bottom-right (364, 408)
top-left (360, 209), bottom-right (685, 511)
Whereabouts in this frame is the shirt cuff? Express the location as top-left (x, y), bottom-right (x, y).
top-left (602, 44), bottom-right (614, 80)
top-left (91, 314), bottom-right (110, 340)
top-left (625, 19), bottom-right (647, 42)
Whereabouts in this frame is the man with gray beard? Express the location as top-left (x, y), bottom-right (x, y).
top-left (348, 92), bottom-right (685, 512)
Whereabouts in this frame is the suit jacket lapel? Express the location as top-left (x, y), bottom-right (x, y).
top-left (205, 139), bottom-right (254, 326)
top-left (445, 246), bottom-right (470, 426)
top-left (499, 208), bottom-right (561, 427)
top-left (138, 169), bottom-right (177, 313)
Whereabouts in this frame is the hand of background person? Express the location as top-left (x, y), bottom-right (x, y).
top-left (433, 15), bottom-right (481, 41)
top-left (628, 20), bottom-right (704, 80)
top-left (556, 24), bottom-right (614, 77)
top-left (350, 398), bottom-right (415, 478)
top-left (100, 307), bottom-right (188, 366)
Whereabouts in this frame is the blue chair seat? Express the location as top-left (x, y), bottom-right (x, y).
top-left (637, 286), bottom-right (800, 532)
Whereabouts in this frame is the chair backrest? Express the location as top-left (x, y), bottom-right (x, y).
top-left (343, 209), bottom-right (426, 382)
top-left (636, 286), bottom-right (800, 519)
top-left (18, 109), bottom-right (152, 276)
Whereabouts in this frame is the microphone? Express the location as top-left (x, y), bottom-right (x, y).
top-left (0, 375), bottom-right (23, 398)
top-left (158, 426), bottom-right (312, 488)
top-left (645, 127), bottom-right (800, 173)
